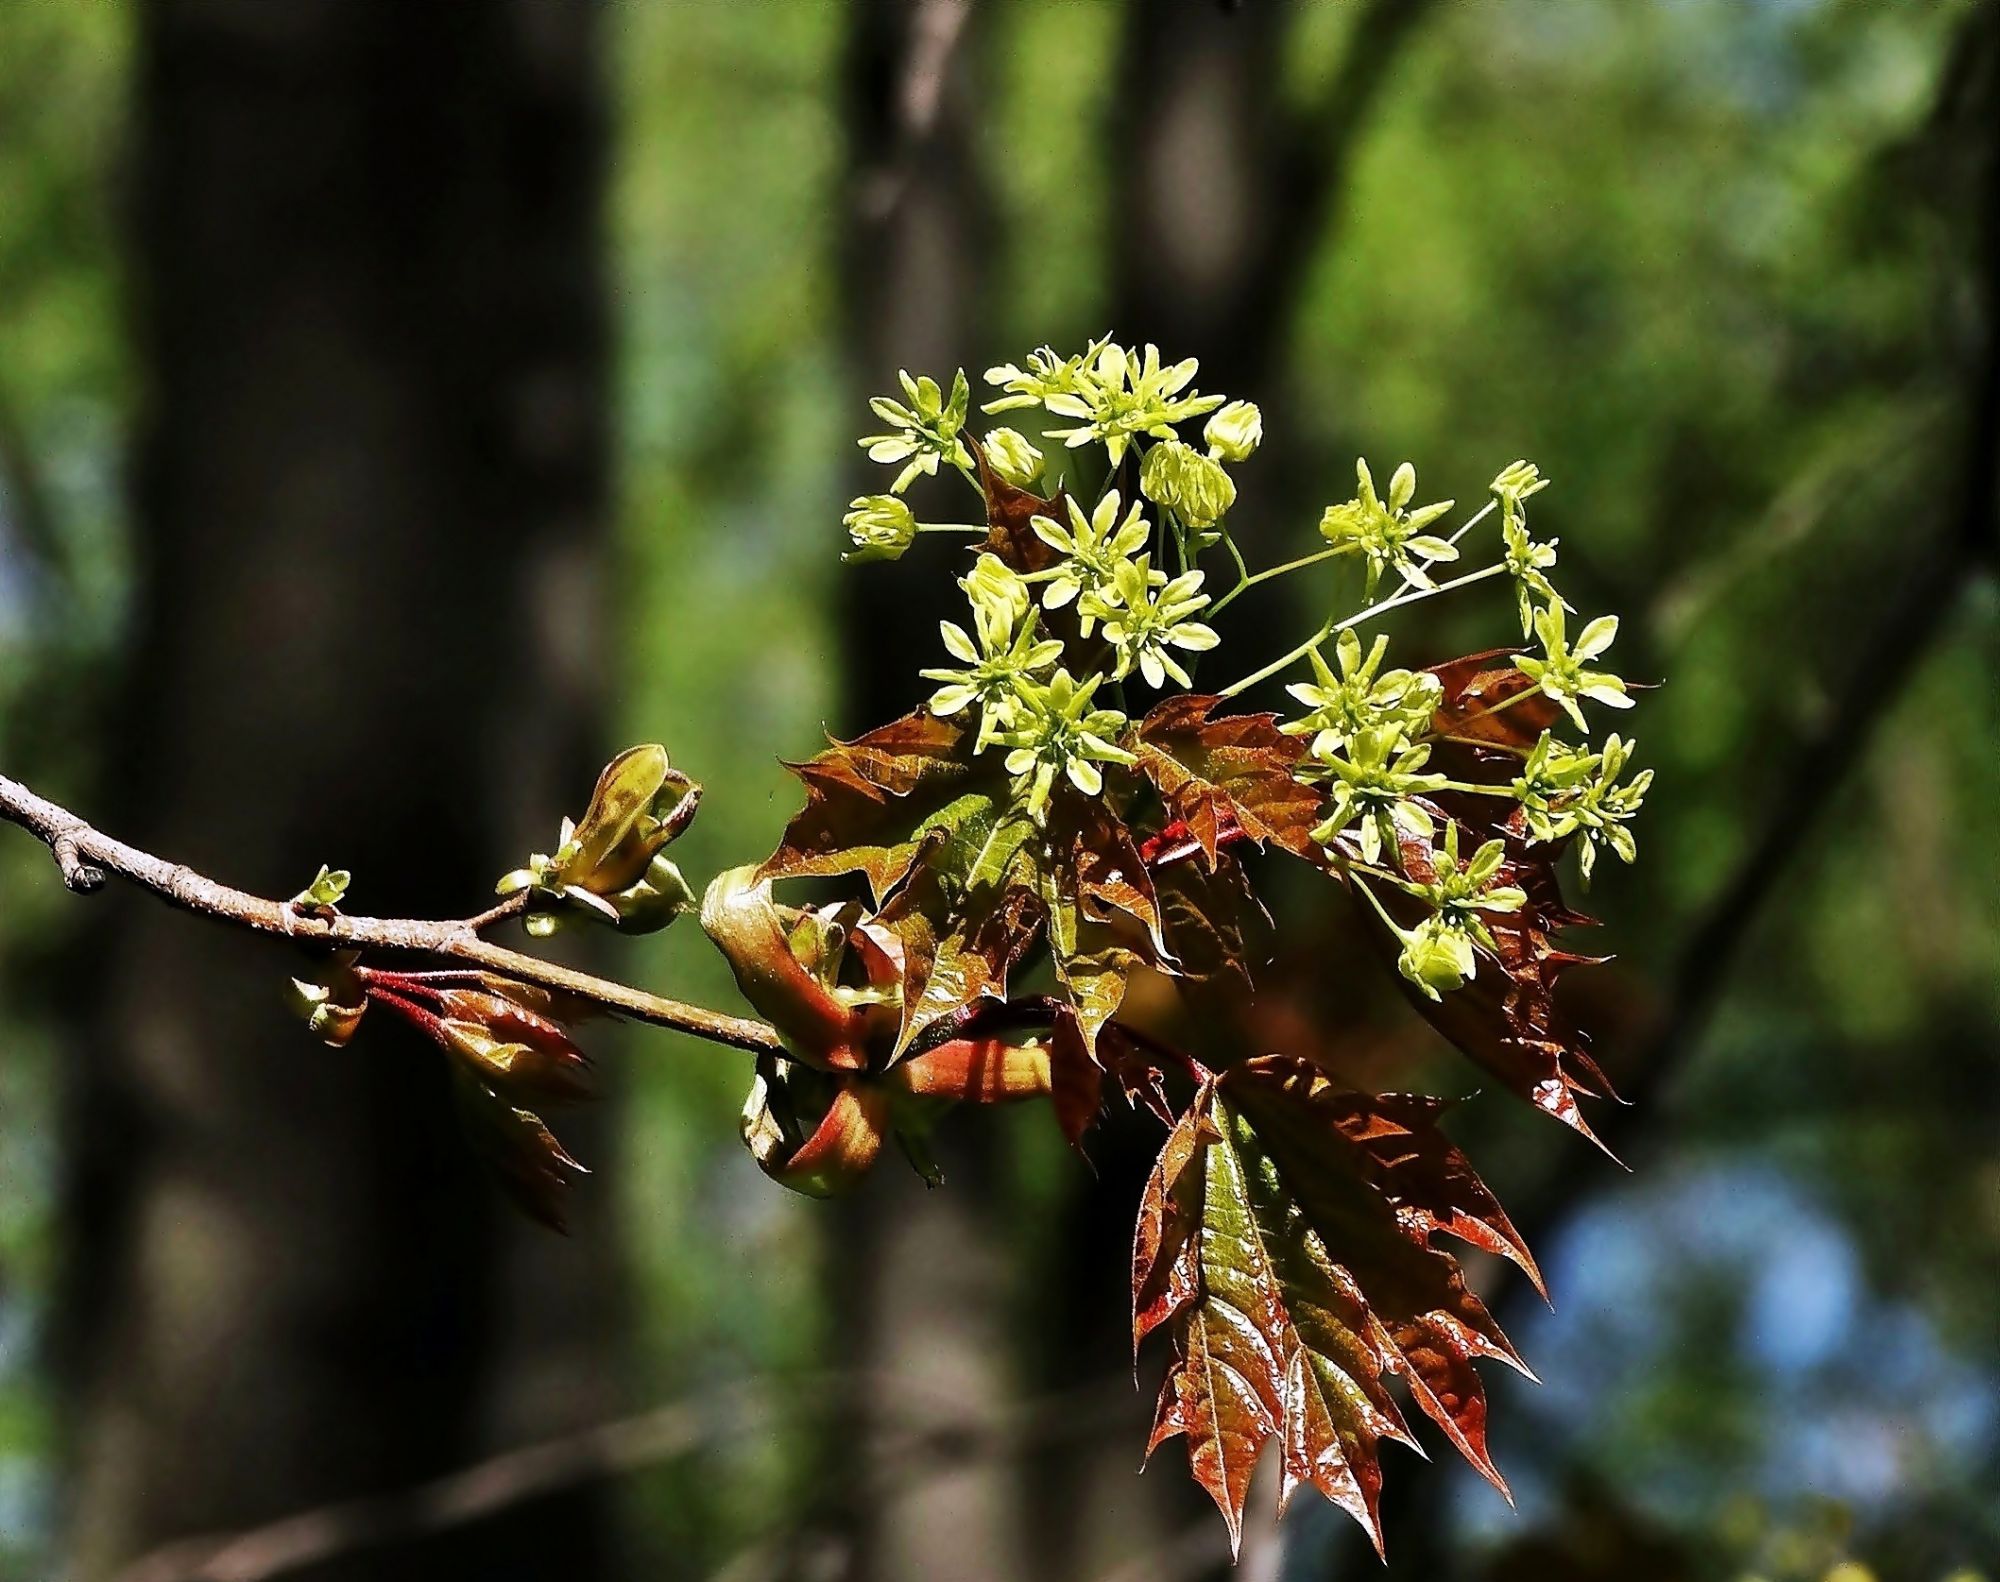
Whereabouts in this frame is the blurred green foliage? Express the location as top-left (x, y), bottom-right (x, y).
top-left (0, 0), bottom-right (1993, 1577)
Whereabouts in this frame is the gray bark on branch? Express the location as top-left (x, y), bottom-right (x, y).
top-left (0, 770), bottom-right (784, 1055)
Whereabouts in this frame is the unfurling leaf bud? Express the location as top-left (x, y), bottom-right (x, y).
top-left (739, 1054), bottom-right (891, 1198)
top-left (1203, 399), bottom-right (1262, 462)
top-left (289, 952), bottom-right (365, 1045)
top-left (841, 493), bottom-right (919, 563)
top-left (1140, 439), bottom-right (1237, 529)
top-left (346, 967), bottom-right (596, 1229)
top-left (981, 427), bottom-right (1044, 489)
top-left (291, 863), bottom-right (351, 910)
top-left (503, 745), bottom-right (700, 936)
top-left (426, 983), bottom-right (595, 1107)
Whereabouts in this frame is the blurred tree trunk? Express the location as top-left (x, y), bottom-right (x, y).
top-left (822, 5), bottom-right (1027, 1582)
top-left (59, 3), bottom-right (623, 1577)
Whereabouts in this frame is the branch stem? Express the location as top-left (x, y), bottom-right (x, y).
top-left (1207, 544), bottom-right (1347, 617)
top-left (0, 772), bottom-right (784, 1056)
top-left (1217, 561), bottom-right (1511, 700)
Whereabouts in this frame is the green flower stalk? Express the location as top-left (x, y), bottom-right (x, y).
top-left (1032, 490), bottom-right (1156, 634)
top-left (1318, 458), bottom-right (1458, 596)
top-left (1512, 602), bottom-right (1632, 731)
top-left (859, 368), bottom-right (973, 493)
top-left (995, 668), bottom-right (1136, 815)
top-left (842, 494), bottom-right (919, 563)
top-left (1084, 558), bottom-right (1220, 689)
top-left (1282, 629), bottom-right (1443, 758)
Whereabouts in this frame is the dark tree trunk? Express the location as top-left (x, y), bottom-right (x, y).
top-left (60, 3), bottom-right (623, 1576)
top-left (819, 6), bottom-right (1027, 1581)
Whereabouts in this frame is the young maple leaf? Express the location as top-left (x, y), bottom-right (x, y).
top-left (760, 711), bottom-right (983, 904)
top-left (1135, 1056), bottom-right (1530, 1556)
top-left (1132, 693), bottom-right (1323, 868)
top-left (965, 431), bottom-right (1068, 573)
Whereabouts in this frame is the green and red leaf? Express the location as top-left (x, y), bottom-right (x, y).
top-left (1135, 1056), bottom-right (1528, 1555)
top-left (761, 711), bottom-right (985, 903)
top-left (1133, 694), bottom-right (1323, 867)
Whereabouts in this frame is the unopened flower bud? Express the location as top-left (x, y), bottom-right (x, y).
top-left (1203, 400), bottom-right (1262, 462)
top-left (981, 427), bottom-right (1044, 489)
top-left (1140, 439), bottom-right (1237, 528)
top-left (842, 493), bottom-right (918, 563)
top-left (1396, 916), bottom-right (1477, 1002)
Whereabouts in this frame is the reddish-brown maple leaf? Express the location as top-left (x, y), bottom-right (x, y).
top-left (1133, 694), bottom-right (1323, 868)
top-left (1325, 1090), bottom-right (1547, 1302)
top-left (1425, 649), bottom-right (1561, 757)
top-left (1135, 1055), bottom-right (1527, 1556)
top-left (760, 711), bottom-right (984, 904)
top-left (965, 431), bottom-right (1066, 572)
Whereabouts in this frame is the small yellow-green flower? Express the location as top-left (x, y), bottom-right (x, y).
top-left (1490, 459), bottom-right (1550, 512)
top-left (1414, 822), bottom-right (1526, 948)
top-left (1044, 342), bottom-right (1225, 466)
top-left (1395, 914), bottom-right (1478, 1001)
top-left (1491, 461), bottom-right (1563, 635)
top-left (859, 368), bottom-right (972, 493)
top-left (1512, 602), bottom-right (1632, 732)
top-left (1318, 458), bottom-right (1457, 596)
top-left (983, 337), bottom-right (1111, 414)
top-left (959, 550), bottom-right (1032, 628)
top-left (1031, 490), bottom-right (1155, 634)
top-left (919, 558), bottom-right (1063, 750)
top-left (982, 427), bottom-right (1044, 489)
top-left (1085, 558), bottom-right (1220, 689)
top-left (1512, 730), bottom-right (1651, 881)
top-left (1305, 723), bottom-right (1447, 866)
top-left (1204, 400), bottom-right (1262, 462)
top-left (841, 494), bottom-right (918, 563)
top-left (995, 668), bottom-right (1136, 814)
top-left (1282, 629), bottom-right (1442, 757)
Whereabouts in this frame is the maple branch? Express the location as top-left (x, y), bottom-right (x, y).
top-left (0, 770), bottom-right (785, 1056)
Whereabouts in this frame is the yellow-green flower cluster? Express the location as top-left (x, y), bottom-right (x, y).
top-left (1513, 730), bottom-right (1652, 880)
top-left (1282, 630), bottom-right (1442, 759)
top-left (919, 554), bottom-right (1063, 750)
top-left (842, 341), bottom-right (1647, 924)
top-left (859, 369), bottom-right (972, 494)
top-left (1318, 458), bottom-right (1457, 596)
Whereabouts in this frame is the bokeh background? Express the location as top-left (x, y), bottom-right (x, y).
top-left (0, 2), bottom-right (1994, 1580)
